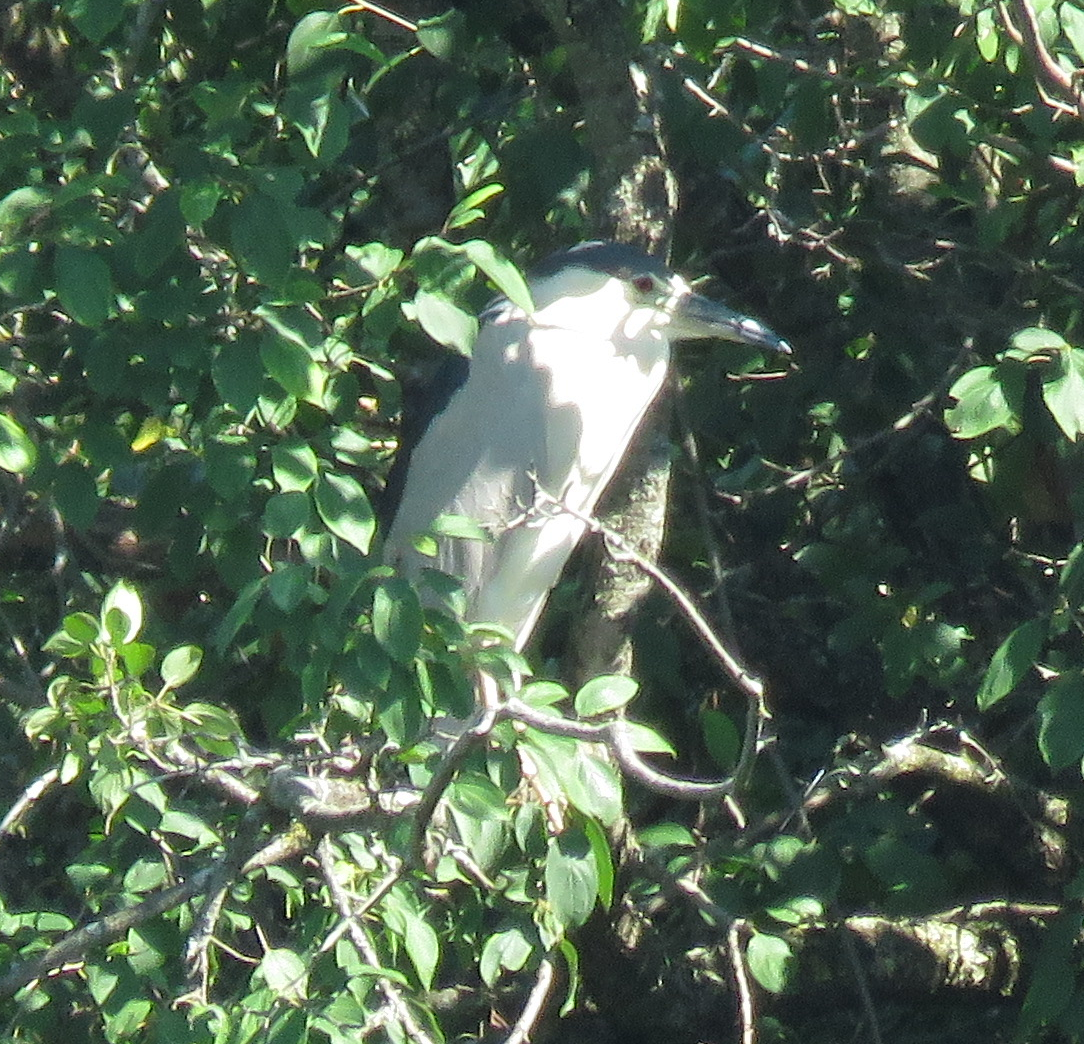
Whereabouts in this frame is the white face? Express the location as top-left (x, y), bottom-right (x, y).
top-left (525, 265), bottom-right (692, 344)
top-left (620, 270), bottom-right (695, 340)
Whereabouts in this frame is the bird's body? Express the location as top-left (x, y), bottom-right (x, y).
top-left (384, 242), bottom-right (790, 650)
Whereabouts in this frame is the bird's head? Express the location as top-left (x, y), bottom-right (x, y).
top-left (523, 241), bottom-right (792, 356)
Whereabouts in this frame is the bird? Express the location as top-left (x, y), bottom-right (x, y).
top-left (383, 241), bottom-right (791, 652)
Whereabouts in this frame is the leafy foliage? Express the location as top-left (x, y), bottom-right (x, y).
top-left (3, 0), bottom-right (1084, 1042)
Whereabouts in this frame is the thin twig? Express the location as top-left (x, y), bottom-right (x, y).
top-left (530, 486), bottom-right (766, 706)
top-left (999, 0), bottom-right (1084, 120)
top-left (317, 837), bottom-right (438, 1044)
top-left (409, 703), bottom-right (497, 868)
top-left (728, 918), bottom-right (757, 1044)
top-left (755, 338), bottom-right (974, 498)
top-left (841, 929), bottom-right (884, 1044)
top-left (183, 809), bottom-right (271, 1003)
top-left (339, 0), bottom-right (418, 33)
top-left (502, 956), bottom-right (555, 1044)
top-left (503, 698), bottom-right (734, 800)
top-left (0, 767), bottom-right (59, 837)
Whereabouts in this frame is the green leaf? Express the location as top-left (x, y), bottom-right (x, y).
top-left (1061, 2), bottom-right (1084, 62)
top-left (161, 645), bottom-right (203, 689)
top-left (381, 888), bottom-right (440, 991)
top-left (54, 245), bottom-right (114, 328)
top-left (213, 337), bottom-right (265, 415)
top-left (563, 748), bottom-right (623, 826)
top-left (260, 331), bottom-right (325, 404)
top-left (1018, 910), bottom-right (1083, 1037)
top-left (272, 438), bottom-right (319, 492)
top-left (133, 189), bottom-right (184, 277)
top-left (699, 707), bottom-right (739, 771)
top-left (1061, 541), bottom-right (1084, 608)
top-left (1042, 347), bottom-right (1084, 441)
top-left (403, 912), bottom-right (439, 991)
top-left (583, 816), bottom-right (614, 908)
top-left (286, 81), bottom-right (349, 162)
top-left (345, 242), bottom-right (405, 282)
top-left (121, 641), bottom-right (156, 676)
top-left (262, 491), bottom-right (312, 537)
top-left (314, 470), bottom-right (376, 554)
top-left (1038, 674), bottom-right (1084, 771)
top-left (372, 578), bottom-right (423, 664)
top-left (258, 948), bottom-right (309, 1004)
top-left (638, 821), bottom-right (697, 848)
top-left (204, 437), bottom-right (257, 501)
top-left (479, 926), bottom-right (534, 987)
top-left (975, 5), bottom-right (999, 61)
top-left (230, 192), bottom-right (295, 289)
top-left (944, 364), bottom-right (1022, 439)
top-left (558, 938), bottom-right (580, 1016)
top-left (765, 896), bottom-right (825, 926)
top-left (447, 773), bottom-right (511, 871)
top-left (285, 10), bottom-right (344, 78)
top-left (1011, 327), bottom-right (1071, 355)
top-left (0, 414), bottom-right (37, 474)
top-left (410, 288), bottom-right (478, 354)
top-left (519, 680), bottom-right (569, 707)
top-left (123, 858), bottom-right (167, 894)
top-left (268, 562), bottom-right (311, 611)
top-left (544, 830), bottom-right (598, 931)
top-left (215, 577), bottom-right (267, 653)
top-left (180, 177), bottom-right (223, 226)
top-left (445, 184), bottom-right (504, 230)
top-left (574, 674), bottom-right (639, 717)
top-left (0, 186), bottom-right (51, 234)
top-left (52, 460), bottom-right (98, 528)
top-left (622, 720), bottom-right (677, 756)
top-left (745, 932), bottom-right (793, 994)
top-left (431, 513), bottom-right (490, 541)
top-left (416, 9), bottom-right (465, 60)
top-left (459, 239), bottom-right (534, 314)
top-left (65, 612), bottom-right (101, 647)
top-left (977, 618), bottom-right (1045, 710)
top-left (863, 834), bottom-right (948, 907)
top-left (102, 580), bottom-right (143, 645)
top-left (63, 0), bottom-right (125, 43)
top-left (45, 611), bottom-right (98, 657)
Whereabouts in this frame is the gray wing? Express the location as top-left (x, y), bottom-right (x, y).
top-left (384, 316), bottom-right (575, 643)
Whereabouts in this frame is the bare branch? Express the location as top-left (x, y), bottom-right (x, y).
top-left (0, 870), bottom-right (213, 999)
top-left (502, 697), bottom-right (734, 801)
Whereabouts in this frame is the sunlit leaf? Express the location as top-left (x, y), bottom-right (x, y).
top-left (1042, 347), bottom-right (1084, 441)
top-left (0, 414), bottom-right (36, 474)
top-left (410, 288), bottom-right (478, 354)
top-left (574, 674), bottom-right (639, 717)
top-left (977, 618), bottom-right (1045, 710)
top-left (102, 580), bottom-right (143, 645)
top-left (746, 932), bottom-right (793, 994)
top-left (314, 470), bottom-right (376, 554)
top-left (161, 645), bottom-right (203, 690)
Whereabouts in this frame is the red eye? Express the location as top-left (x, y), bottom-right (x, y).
top-left (632, 275), bottom-right (654, 293)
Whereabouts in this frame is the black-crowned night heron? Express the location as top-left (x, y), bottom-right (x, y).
top-left (384, 241), bottom-right (791, 651)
